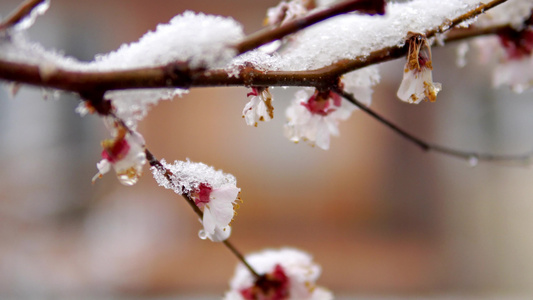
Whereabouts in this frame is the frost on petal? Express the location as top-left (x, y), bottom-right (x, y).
top-left (225, 248), bottom-right (332, 300)
top-left (150, 159), bottom-right (240, 241)
top-left (150, 159), bottom-right (238, 195)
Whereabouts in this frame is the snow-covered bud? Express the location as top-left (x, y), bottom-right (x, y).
top-left (224, 248), bottom-right (333, 300)
top-left (397, 33), bottom-right (441, 104)
top-left (151, 159), bottom-right (241, 242)
top-left (242, 87), bottom-right (274, 127)
top-left (92, 121), bottom-right (146, 186)
top-left (285, 87), bottom-right (355, 150)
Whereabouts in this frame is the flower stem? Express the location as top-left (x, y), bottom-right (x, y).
top-left (335, 88), bottom-right (533, 166)
top-left (145, 149), bottom-right (261, 279)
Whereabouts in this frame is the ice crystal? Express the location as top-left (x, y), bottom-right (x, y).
top-left (150, 159), bottom-right (238, 196)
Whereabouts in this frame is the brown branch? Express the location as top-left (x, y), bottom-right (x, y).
top-left (318, 0), bottom-right (509, 78)
top-left (335, 88), bottom-right (533, 166)
top-left (0, 0), bottom-right (509, 94)
top-left (0, 0), bottom-right (47, 31)
top-left (234, 0), bottom-right (386, 55)
top-left (444, 24), bottom-right (513, 43)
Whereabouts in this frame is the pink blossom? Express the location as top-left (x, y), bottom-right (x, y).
top-left (491, 16), bottom-right (533, 93)
top-left (284, 88), bottom-right (355, 150)
top-left (92, 121), bottom-right (146, 186)
top-left (224, 248), bottom-right (332, 300)
top-left (191, 183), bottom-right (240, 242)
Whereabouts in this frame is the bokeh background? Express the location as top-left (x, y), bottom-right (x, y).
top-left (1, 0), bottom-right (533, 298)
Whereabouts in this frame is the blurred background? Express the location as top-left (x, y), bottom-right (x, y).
top-left (1, 0), bottom-right (533, 298)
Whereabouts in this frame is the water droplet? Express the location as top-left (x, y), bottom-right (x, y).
top-left (117, 173), bottom-right (140, 186)
top-left (198, 229), bottom-right (208, 240)
top-left (468, 155), bottom-right (479, 167)
top-left (116, 167), bottom-right (141, 186)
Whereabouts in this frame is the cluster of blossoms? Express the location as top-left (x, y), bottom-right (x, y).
top-left (242, 66), bottom-right (380, 150)
top-left (151, 159), bottom-right (241, 242)
top-left (224, 248), bottom-right (332, 300)
top-left (92, 119), bottom-right (147, 186)
top-left (397, 32), bottom-right (441, 104)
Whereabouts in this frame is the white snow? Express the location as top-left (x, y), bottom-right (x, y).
top-left (228, 0), bottom-right (491, 72)
top-left (151, 159), bottom-right (238, 196)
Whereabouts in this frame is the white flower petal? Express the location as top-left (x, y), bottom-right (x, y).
top-left (202, 207), bottom-right (217, 235)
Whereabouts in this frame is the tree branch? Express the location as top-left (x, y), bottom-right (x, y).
top-left (0, 0), bottom-right (47, 31)
top-left (234, 0), bottom-right (386, 55)
top-left (0, 0), bottom-right (509, 94)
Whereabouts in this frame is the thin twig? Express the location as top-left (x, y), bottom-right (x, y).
top-left (234, 0), bottom-right (385, 55)
top-left (0, 0), bottom-right (46, 31)
top-left (444, 24), bottom-right (512, 43)
top-left (335, 88), bottom-right (533, 166)
top-left (144, 148), bottom-right (261, 279)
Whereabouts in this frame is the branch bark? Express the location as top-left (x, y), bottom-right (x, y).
top-left (0, 0), bottom-right (508, 95)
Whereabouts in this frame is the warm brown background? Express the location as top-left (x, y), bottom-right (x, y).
top-left (1, 0), bottom-right (533, 298)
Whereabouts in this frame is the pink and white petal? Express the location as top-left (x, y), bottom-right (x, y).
top-left (325, 117), bottom-right (340, 137)
top-left (315, 120), bottom-right (331, 150)
top-left (207, 225), bottom-right (232, 242)
top-left (96, 159), bottom-right (111, 174)
top-left (310, 287), bottom-right (334, 300)
top-left (256, 100), bottom-right (271, 122)
top-left (202, 207), bottom-right (217, 234)
top-left (209, 200), bottom-right (235, 228)
top-left (211, 186), bottom-right (240, 203)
